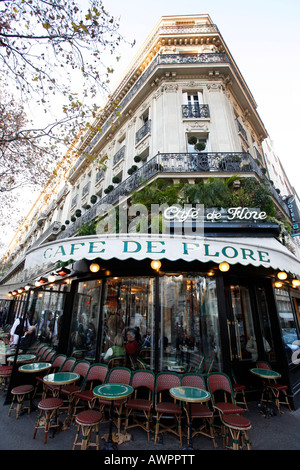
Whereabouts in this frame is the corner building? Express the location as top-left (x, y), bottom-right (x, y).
top-left (2, 15), bottom-right (300, 407)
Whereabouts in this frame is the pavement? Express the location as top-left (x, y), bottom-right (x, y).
top-left (0, 385), bottom-right (300, 461)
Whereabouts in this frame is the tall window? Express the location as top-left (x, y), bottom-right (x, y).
top-left (160, 274), bottom-right (221, 372)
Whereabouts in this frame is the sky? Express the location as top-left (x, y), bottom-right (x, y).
top-left (1, 0), bottom-right (300, 258)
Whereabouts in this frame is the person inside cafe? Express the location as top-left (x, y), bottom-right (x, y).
top-left (104, 333), bottom-right (126, 362)
top-left (20, 325), bottom-right (37, 351)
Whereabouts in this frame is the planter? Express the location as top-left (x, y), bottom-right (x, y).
top-left (194, 141), bottom-right (206, 152)
top-left (71, 216), bottom-right (76, 222)
top-left (65, 220), bottom-right (70, 225)
top-left (61, 225), bottom-right (66, 231)
top-left (104, 185), bottom-right (114, 194)
top-left (188, 135), bottom-right (198, 146)
top-left (128, 165), bottom-right (138, 175)
top-left (90, 195), bottom-right (97, 204)
top-left (134, 155), bottom-right (141, 163)
top-left (112, 176), bottom-right (121, 184)
top-left (75, 209), bottom-right (82, 217)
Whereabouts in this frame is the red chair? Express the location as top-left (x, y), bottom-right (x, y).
top-left (60, 360), bottom-right (91, 418)
top-left (42, 357), bottom-right (76, 398)
top-left (181, 373), bottom-right (216, 448)
top-left (34, 354), bottom-right (67, 398)
top-left (124, 370), bottom-right (155, 441)
top-left (72, 363), bottom-right (108, 419)
top-left (97, 367), bottom-right (131, 434)
top-left (256, 361), bottom-right (291, 413)
top-left (207, 372), bottom-right (245, 416)
top-left (231, 370), bottom-right (248, 410)
top-left (154, 372), bottom-right (182, 445)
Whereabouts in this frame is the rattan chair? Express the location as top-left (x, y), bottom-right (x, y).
top-left (72, 363), bottom-right (108, 419)
top-left (97, 367), bottom-right (131, 434)
top-left (154, 372), bottom-right (182, 445)
top-left (181, 373), bottom-right (216, 447)
top-left (207, 372), bottom-right (245, 416)
top-left (124, 370), bottom-right (155, 441)
top-left (256, 361), bottom-right (291, 413)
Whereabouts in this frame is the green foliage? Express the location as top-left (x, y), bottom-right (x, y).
top-left (76, 220), bottom-right (97, 236)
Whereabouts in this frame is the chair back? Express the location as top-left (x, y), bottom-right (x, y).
top-left (107, 367), bottom-right (131, 385)
top-left (83, 363), bottom-right (108, 389)
top-left (207, 372), bottom-right (236, 405)
top-left (131, 370), bottom-right (155, 391)
top-left (155, 372), bottom-right (181, 405)
top-left (181, 373), bottom-right (206, 389)
top-left (107, 356), bottom-right (127, 369)
top-left (201, 357), bottom-right (214, 374)
top-left (39, 347), bottom-right (52, 361)
top-left (59, 357), bottom-right (76, 372)
top-left (36, 345), bottom-right (48, 359)
top-left (256, 361), bottom-right (271, 370)
top-left (44, 350), bottom-right (56, 362)
top-left (51, 354), bottom-right (66, 370)
top-left (71, 360), bottom-right (90, 378)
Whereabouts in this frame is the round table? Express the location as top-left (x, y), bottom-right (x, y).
top-left (19, 362), bottom-right (52, 373)
top-left (250, 368), bottom-right (281, 418)
top-left (0, 349), bottom-right (17, 365)
top-left (170, 386), bottom-right (211, 449)
top-left (43, 372), bottom-right (80, 395)
top-left (93, 383), bottom-right (133, 450)
top-left (7, 354), bottom-right (36, 364)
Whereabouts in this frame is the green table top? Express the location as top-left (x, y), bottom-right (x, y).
top-left (93, 383), bottom-right (133, 400)
top-left (170, 386), bottom-right (211, 403)
top-left (250, 368), bottom-right (281, 379)
top-left (19, 362), bottom-right (52, 373)
top-left (7, 354), bottom-right (36, 363)
top-left (43, 372), bottom-right (80, 385)
top-left (0, 348), bottom-right (16, 355)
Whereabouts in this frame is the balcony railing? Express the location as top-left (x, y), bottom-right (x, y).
top-left (182, 104), bottom-right (210, 119)
top-left (135, 120), bottom-right (151, 145)
top-left (113, 145), bottom-right (126, 166)
top-left (57, 151), bottom-right (289, 239)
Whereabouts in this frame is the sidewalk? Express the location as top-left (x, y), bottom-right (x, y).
top-left (1, 389), bottom-right (300, 454)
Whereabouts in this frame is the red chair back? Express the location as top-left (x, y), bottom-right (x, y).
top-left (107, 367), bottom-right (131, 385)
top-left (207, 372), bottom-right (233, 395)
top-left (156, 372), bottom-right (181, 394)
top-left (181, 373), bottom-right (205, 389)
top-left (71, 360), bottom-right (90, 379)
top-left (85, 364), bottom-right (108, 385)
top-left (60, 357), bottom-right (76, 372)
top-left (131, 370), bottom-right (155, 391)
top-left (51, 354), bottom-right (66, 370)
top-left (257, 361), bottom-right (271, 370)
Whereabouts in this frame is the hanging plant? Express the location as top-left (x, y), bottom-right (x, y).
top-left (75, 209), bottom-right (82, 217)
top-left (112, 176), bottom-right (121, 184)
top-left (65, 220), bottom-right (70, 225)
top-left (90, 195), bottom-right (97, 204)
top-left (134, 155), bottom-right (141, 163)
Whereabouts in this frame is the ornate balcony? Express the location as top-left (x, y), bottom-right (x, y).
top-left (57, 151), bottom-right (289, 239)
top-left (135, 120), bottom-right (151, 145)
top-left (182, 104), bottom-right (210, 119)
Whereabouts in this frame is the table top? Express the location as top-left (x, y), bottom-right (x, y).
top-left (93, 383), bottom-right (133, 400)
top-left (43, 371), bottom-right (80, 385)
top-left (0, 348), bottom-right (16, 355)
top-left (7, 354), bottom-right (36, 363)
top-left (170, 386), bottom-right (211, 403)
top-left (250, 368), bottom-right (281, 379)
top-left (19, 362), bottom-right (52, 373)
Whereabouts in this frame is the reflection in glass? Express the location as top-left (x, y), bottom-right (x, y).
top-left (275, 287), bottom-right (300, 365)
top-left (160, 275), bottom-right (221, 373)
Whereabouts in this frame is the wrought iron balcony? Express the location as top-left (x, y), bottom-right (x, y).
top-left (57, 151), bottom-right (289, 239)
top-left (135, 120), bottom-right (151, 145)
top-left (113, 145), bottom-right (126, 166)
top-left (182, 104), bottom-right (210, 119)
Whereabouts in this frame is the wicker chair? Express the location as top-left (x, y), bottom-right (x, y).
top-left (154, 372), bottom-right (182, 445)
top-left (256, 361), bottom-right (291, 413)
top-left (72, 409), bottom-right (103, 450)
top-left (42, 357), bottom-right (76, 398)
top-left (124, 370), bottom-right (155, 441)
top-left (207, 371), bottom-right (245, 422)
top-left (181, 373), bottom-right (216, 447)
top-left (72, 363), bottom-right (108, 419)
top-left (97, 367), bottom-right (131, 434)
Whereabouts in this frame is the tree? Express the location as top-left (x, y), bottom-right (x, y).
top-left (0, 0), bottom-right (128, 189)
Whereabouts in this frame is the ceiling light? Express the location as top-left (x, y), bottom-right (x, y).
top-left (219, 262), bottom-right (230, 272)
top-left (90, 263), bottom-right (100, 273)
top-left (151, 260), bottom-right (161, 271)
top-left (277, 272), bottom-right (288, 280)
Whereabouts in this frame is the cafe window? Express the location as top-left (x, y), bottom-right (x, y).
top-left (68, 280), bottom-right (102, 361)
top-left (101, 277), bottom-right (155, 368)
top-left (160, 274), bottom-right (222, 373)
top-left (275, 287), bottom-right (300, 366)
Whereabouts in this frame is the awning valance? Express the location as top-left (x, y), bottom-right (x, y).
top-left (24, 234), bottom-right (300, 277)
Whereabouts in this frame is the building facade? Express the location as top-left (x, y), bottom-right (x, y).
top-left (2, 15), bottom-right (300, 406)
